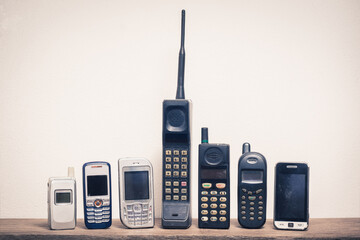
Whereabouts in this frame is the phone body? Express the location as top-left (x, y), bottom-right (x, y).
top-left (118, 158), bottom-right (154, 228)
top-left (162, 99), bottom-right (192, 228)
top-left (274, 162), bottom-right (309, 230)
top-left (198, 128), bottom-right (230, 229)
top-left (83, 161), bottom-right (112, 229)
top-left (162, 10), bottom-right (192, 229)
top-left (238, 143), bottom-right (267, 228)
top-left (47, 177), bottom-right (76, 230)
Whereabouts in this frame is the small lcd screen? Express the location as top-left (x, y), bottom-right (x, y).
top-left (276, 173), bottom-right (306, 221)
top-left (200, 169), bottom-right (227, 179)
top-left (241, 170), bottom-right (263, 184)
top-left (124, 171), bottom-right (149, 200)
top-left (55, 192), bottom-right (71, 204)
top-left (87, 175), bottom-right (108, 196)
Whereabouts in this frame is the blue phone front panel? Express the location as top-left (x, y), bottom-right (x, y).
top-left (83, 161), bottom-right (112, 229)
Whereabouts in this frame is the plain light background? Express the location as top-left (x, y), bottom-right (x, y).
top-left (0, 0), bottom-right (359, 220)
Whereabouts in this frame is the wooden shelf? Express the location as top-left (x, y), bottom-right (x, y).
top-left (0, 218), bottom-right (359, 239)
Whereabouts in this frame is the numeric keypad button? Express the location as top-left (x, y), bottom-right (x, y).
top-left (210, 203), bottom-right (218, 208)
top-left (165, 195), bottom-right (171, 200)
top-left (201, 210), bottom-right (208, 215)
top-left (173, 164), bottom-right (179, 169)
top-left (210, 210), bottom-right (217, 215)
top-left (220, 197), bottom-right (226, 202)
top-left (201, 203), bottom-right (208, 208)
top-left (181, 196), bottom-right (187, 201)
top-left (219, 210), bottom-right (226, 215)
top-left (165, 150), bottom-right (171, 155)
top-left (173, 195), bottom-right (179, 201)
top-left (210, 217), bottom-right (217, 222)
top-left (165, 188), bottom-right (171, 194)
top-left (219, 217), bottom-right (226, 222)
top-left (173, 181), bottom-right (179, 187)
top-left (219, 204), bottom-right (226, 208)
top-left (201, 216), bottom-right (208, 221)
top-left (173, 157), bottom-right (179, 162)
top-left (165, 171), bottom-right (171, 177)
top-left (210, 197), bottom-right (217, 202)
top-left (181, 150), bottom-right (188, 155)
top-left (173, 150), bottom-right (180, 155)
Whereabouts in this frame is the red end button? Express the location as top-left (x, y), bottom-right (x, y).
top-left (216, 183), bottom-right (226, 189)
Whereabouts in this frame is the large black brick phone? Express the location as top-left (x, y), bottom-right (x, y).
top-left (161, 10), bottom-right (192, 229)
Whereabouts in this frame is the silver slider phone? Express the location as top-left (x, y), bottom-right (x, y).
top-left (118, 158), bottom-right (154, 228)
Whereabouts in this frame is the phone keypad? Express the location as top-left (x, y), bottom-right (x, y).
top-left (163, 148), bottom-right (189, 202)
top-left (240, 188), bottom-right (264, 221)
top-left (123, 203), bottom-right (152, 226)
top-left (200, 182), bottom-right (229, 225)
top-left (85, 199), bottom-right (111, 224)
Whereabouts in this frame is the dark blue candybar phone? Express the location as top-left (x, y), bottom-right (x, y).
top-left (238, 143), bottom-right (267, 228)
top-left (198, 128), bottom-right (230, 229)
top-left (83, 161), bottom-right (112, 229)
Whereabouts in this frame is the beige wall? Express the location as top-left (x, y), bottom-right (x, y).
top-left (0, 0), bottom-right (359, 219)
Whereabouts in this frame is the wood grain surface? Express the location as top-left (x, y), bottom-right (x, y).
top-left (0, 218), bottom-right (359, 239)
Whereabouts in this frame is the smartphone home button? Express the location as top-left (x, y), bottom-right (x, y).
top-left (288, 223), bottom-right (294, 228)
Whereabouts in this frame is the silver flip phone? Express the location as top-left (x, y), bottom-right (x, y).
top-left (118, 158), bottom-right (154, 228)
top-left (47, 167), bottom-right (76, 230)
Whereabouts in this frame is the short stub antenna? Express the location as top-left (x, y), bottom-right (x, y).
top-left (176, 9), bottom-right (186, 99)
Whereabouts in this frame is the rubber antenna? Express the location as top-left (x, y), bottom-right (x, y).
top-left (176, 10), bottom-right (186, 99)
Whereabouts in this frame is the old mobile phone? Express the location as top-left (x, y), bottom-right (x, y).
top-left (162, 10), bottom-right (192, 229)
top-left (83, 161), bottom-right (112, 229)
top-left (118, 158), bottom-right (154, 228)
top-left (198, 128), bottom-right (230, 229)
top-left (274, 162), bottom-right (309, 230)
top-left (47, 167), bottom-right (76, 230)
top-left (238, 143), bottom-right (267, 228)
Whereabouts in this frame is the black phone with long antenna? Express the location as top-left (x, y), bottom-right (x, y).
top-left (161, 9), bottom-right (192, 229)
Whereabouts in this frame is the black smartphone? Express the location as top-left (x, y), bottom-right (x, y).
top-left (274, 162), bottom-right (309, 230)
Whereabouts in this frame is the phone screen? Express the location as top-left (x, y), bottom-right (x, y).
top-left (200, 169), bottom-right (226, 179)
top-left (276, 171), bottom-right (307, 221)
top-left (124, 171), bottom-right (149, 200)
top-left (87, 175), bottom-right (108, 196)
top-left (241, 170), bottom-right (263, 184)
top-left (55, 192), bottom-right (71, 204)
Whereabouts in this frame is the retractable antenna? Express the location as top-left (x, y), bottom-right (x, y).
top-left (176, 9), bottom-right (186, 99)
